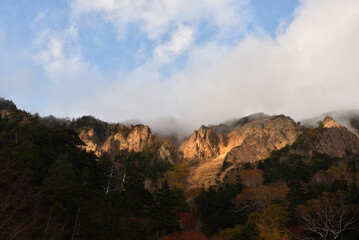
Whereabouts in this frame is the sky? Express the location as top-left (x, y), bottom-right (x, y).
top-left (1, 0), bottom-right (359, 135)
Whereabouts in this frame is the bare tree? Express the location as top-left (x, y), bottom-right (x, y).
top-left (232, 185), bottom-right (286, 212)
top-left (296, 191), bottom-right (359, 239)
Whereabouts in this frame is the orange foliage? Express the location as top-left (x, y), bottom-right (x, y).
top-left (232, 185), bottom-right (286, 212)
top-left (240, 169), bottom-right (263, 187)
top-left (310, 167), bottom-right (343, 185)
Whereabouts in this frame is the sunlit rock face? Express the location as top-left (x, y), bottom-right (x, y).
top-left (101, 125), bottom-right (153, 156)
top-left (323, 116), bottom-right (340, 129)
top-left (178, 126), bottom-right (226, 164)
top-left (180, 115), bottom-right (306, 188)
top-left (76, 113), bottom-right (359, 189)
top-left (78, 124), bottom-right (175, 162)
top-left (224, 116), bottom-right (306, 163)
top-left (79, 129), bottom-right (100, 155)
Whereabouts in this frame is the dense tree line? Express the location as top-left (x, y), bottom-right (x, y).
top-left (191, 147), bottom-right (359, 239)
top-left (2, 99), bottom-right (359, 239)
top-left (0, 104), bottom-right (191, 240)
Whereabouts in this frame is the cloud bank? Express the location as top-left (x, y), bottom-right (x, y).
top-left (1, 0), bottom-right (359, 136)
top-left (81, 0), bottom-right (359, 132)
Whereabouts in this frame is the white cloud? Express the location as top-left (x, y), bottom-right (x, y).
top-left (154, 24), bottom-right (194, 63)
top-left (4, 0), bottom-right (359, 137)
top-left (33, 25), bottom-right (84, 80)
top-left (74, 0), bottom-right (359, 134)
top-left (71, 0), bottom-right (249, 39)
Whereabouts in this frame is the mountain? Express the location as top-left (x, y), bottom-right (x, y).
top-left (2, 98), bottom-right (359, 190)
top-left (291, 116), bottom-right (359, 157)
top-left (179, 115), bottom-right (306, 188)
top-left (0, 98), bottom-right (190, 239)
top-left (301, 109), bottom-right (359, 136)
top-left (2, 98), bottom-right (359, 239)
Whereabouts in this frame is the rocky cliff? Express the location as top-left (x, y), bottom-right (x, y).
top-left (291, 116), bottom-right (359, 157)
top-left (180, 115), bottom-right (306, 188)
top-left (4, 98), bottom-right (358, 190)
top-left (77, 124), bottom-right (176, 162)
top-left (178, 126), bottom-right (226, 164)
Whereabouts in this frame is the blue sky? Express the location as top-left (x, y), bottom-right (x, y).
top-left (1, 0), bottom-right (359, 133)
top-left (0, 0), bottom-right (298, 72)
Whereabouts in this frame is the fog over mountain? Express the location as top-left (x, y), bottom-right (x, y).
top-left (1, 0), bottom-right (359, 137)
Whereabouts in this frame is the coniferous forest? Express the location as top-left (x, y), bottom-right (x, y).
top-left (1, 99), bottom-right (359, 240)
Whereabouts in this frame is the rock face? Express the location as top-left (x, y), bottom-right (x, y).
top-left (293, 116), bottom-right (359, 158)
top-left (301, 110), bottom-right (359, 137)
top-left (100, 125), bottom-right (153, 156)
top-left (78, 124), bottom-right (175, 162)
top-left (224, 116), bottom-right (305, 163)
top-left (178, 126), bottom-right (225, 164)
top-left (180, 115), bottom-right (306, 188)
top-left (4, 98), bottom-right (359, 190)
top-left (71, 113), bottom-right (359, 189)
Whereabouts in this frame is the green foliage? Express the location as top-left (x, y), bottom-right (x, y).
top-left (2, 100), bottom-right (359, 239)
top-left (152, 181), bottom-right (189, 235)
top-left (0, 98), bottom-right (17, 111)
top-left (291, 128), bottom-right (318, 149)
top-left (260, 150), bottom-right (336, 184)
top-left (195, 178), bottom-right (244, 236)
top-left (232, 223), bottom-right (260, 240)
top-left (0, 106), bottom-right (191, 239)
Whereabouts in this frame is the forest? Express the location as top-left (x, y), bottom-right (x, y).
top-left (1, 100), bottom-right (359, 240)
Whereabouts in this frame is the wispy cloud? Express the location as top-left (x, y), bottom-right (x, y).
top-left (32, 25), bottom-right (84, 80)
top-left (71, 0), bottom-right (249, 39)
top-left (1, 0), bottom-right (359, 137)
top-left (154, 24), bottom-right (194, 63)
top-left (78, 0), bottom-right (359, 133)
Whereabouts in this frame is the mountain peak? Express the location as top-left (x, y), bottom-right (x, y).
top-left (323, 116), bottom-right (340, 128)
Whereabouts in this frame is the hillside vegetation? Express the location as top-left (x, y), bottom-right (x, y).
top-left (1, 98), bottom-right (359, 239)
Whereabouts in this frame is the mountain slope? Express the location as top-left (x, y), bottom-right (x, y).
top-left (2, 98), bottom-right (359, 190)
top-left (181, 115), bottom-right (306, 188)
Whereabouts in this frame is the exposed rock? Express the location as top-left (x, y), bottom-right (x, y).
top-left (77, 124), bottom-right (177, 161)
top-left (224, 116), bottom-right (306, 163)
top-left (184, 115), bottom-right (306, 188)
top-left (79, 129), bottom-right (100, 155)
top-left (158, 143), bottom-right (174, 162)
top-left (292, 116), bottom-right (359, 158)
top-left (323, 116), bottom-right (340, 128)
top-left (70, 112), bottom-right (359, 189)
top-left (301, 110), bottom-right (359, 136)
top-left (178, 126), bottom-right (225, 164)
top-left (0, 109), bottom-right (10, 119)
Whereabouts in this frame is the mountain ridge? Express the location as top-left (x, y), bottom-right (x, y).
top-left (2, 98), bottom-right (359, 189)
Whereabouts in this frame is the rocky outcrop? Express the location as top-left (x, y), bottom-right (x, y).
top-left (79, 129), bottom-right (100, 154)
top-left (78, 124), bottom-right (175, 162)
top-left (322, 116), bottom-right (340, 129)
top-left (178, 126), bottom-right (225, 164)
top-left (224, 116), bottom-right (306, 163)
top-left (101, 125), bottom-right (153, 155)
top-left (182, 115), bottom-right (306, 188)
top-left (293, 116), bottom-right (359, 157)
top-left (76, 113), bottom-right (359, 189)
